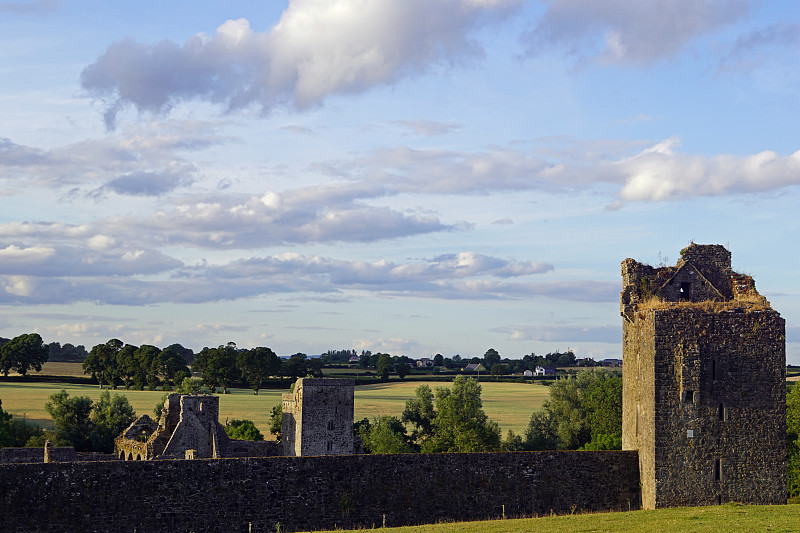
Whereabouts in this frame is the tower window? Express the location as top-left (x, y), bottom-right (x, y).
top-left (680, 282), bottom-right (691, 300)
top-left (684, 390), bottom-right (694, 403)
top-left (718, 403), bottom-right (725, 421)
top-left (714, 459), bottom-right (722, 481)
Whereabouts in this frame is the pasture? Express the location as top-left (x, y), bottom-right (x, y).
top-left (305, 503), bottom-right (800, 533)
top-left (0, 374), bottom-right (549, 437)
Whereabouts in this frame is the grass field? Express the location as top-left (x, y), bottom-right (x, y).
top-left (0, 377), bottom-right (549, 437)
top-left (303, 503), bottom-right (800, 533)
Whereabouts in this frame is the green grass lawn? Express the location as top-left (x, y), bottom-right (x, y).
top-left (0, 378), bottom-right (549, 437)
top-left (303, 503), bottom-right (800, 533)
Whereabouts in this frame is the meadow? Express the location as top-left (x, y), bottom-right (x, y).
top-left (302, 503), bottom-right (800, 533)
top-left (0, 362), bottom-right (550, 437)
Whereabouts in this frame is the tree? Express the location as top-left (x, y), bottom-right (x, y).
top-left (45, 390), bottom-right (95, 451)
top-left (194, 343), bottom-right (240, 393)
top-left (133, 344), bottom-right (162, 390)
top-left (238, 347), bottom-right (280, 394)
top-left (402, 384), bottom-right (435, 447)
top-left (433, 353), bottom-right (444, 367)
top-left (90, 391), bottom-right (136, 453)
top-left (482, 348), bottom-right (501, 370)
top-left (0, 398), bottom-right (44, 448)
top-left (115, 344), bottom-right (140, 389)
top-left (155, 346), bottom-right (190, 387)
top-left (395, 361), bottom-right (409, 380)
top-left (269, 403), bottom-right (282, 441)
top-left (83, 339), bottom-right (123, 388)
top-left (224, 419), bottom-right (264, 441)
top-left (490, 363), bottom-right (505, 379)
top-left (44, 389), bottom-right (135, 453)
top-left (523, 370), bottom-right (622, 451)
top-left (361, 416), bottom-right (412, 454)
top-left (0, 333), bottom-right (49, 376)
top-left (283, 354), bottom-right (308, 380)
top-left (377, 353), bottom-right (393, 381)
top-left (421, 376), bottom-right (501, 453)
top-left (788, 383), bottom-right (800, 498)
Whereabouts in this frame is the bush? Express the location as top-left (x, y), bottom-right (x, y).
top-left (224, 419), bottom-right (263, 441)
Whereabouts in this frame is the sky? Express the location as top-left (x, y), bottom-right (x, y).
top-left (1, 0), bottom-right (799, 363)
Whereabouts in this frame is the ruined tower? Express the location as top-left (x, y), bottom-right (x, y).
top-left (621, 244), bottom-right (786, 509)
top-left (282, 378), bottom-right (355, 456)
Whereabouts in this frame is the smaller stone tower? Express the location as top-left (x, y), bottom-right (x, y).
top-left (621, 244), bottom-right (786, 509)
top-left (282, 378), bottom-right (355, 457)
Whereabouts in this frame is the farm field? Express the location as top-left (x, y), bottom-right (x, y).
top-left (305, 503), bottom-right (800, 533)
top-left (0, 379), bottom-right (549, 437)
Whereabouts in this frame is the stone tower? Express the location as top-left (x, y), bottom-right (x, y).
top-left (282, 378), bottom-right (355, 457)
top-left (621, 244), bottom-right (786, 509)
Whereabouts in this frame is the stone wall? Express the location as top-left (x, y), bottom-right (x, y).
top-left (0, 450), bottom-right (640, 532)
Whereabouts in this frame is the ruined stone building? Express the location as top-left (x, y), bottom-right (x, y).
top-left (116, 393), bottom-right (279, 460)
top-left (621, 243), bottom-right (786, 509)
top-left (282, 378), bottom-right (356, 456)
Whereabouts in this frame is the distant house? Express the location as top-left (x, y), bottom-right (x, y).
top-left (416, 358), bottom-right (434, 368)
top-left (523, 369), bottom-right (533, 377)
top-left (534, 366), bottom-right (555, 376)
top-left (348, 356), bottom-right (361, 364)
top-left (602, 358), bottom-right (622, 367)
top-left (464, 363), bottom-right (485, 372)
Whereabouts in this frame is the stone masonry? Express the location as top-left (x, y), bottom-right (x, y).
top-left (621, 243), bottom-right (786, 509)
top-left (282, 378), bottom-right (356, 456)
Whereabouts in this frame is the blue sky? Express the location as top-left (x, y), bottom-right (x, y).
top-left (1, 0), bottom-right (799, 363)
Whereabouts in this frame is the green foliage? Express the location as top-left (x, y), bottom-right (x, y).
top-left (787, 383), bottom-right (800, 498)
top-left (238, 346), bottom-right (280, 394)
top-left (402, 384), bottom-right (435, 445)
top-left (194, 343), bottom-right (240, 393)
top-left (176, 377), bottom-right (207, 394)
top-left (400, 376), bottom-right (501, 453)
top-left (91, 391), bottom-right (136, 452)
top-left (377, 353), bottom-right (393, 381)
top-left (0, 333), bottom-right (49, 377)
top-left (225, 419), bottom-right (264, 441)
top-left (483, 348), bottom-right (501, 369)
top-left (523, 370), bottom-right (622, 451)
top-left (359, 415), bottom-right (413, 454)
top-left (269, 403), bottom-right (282, 440)
top-left (83, 339), bottom-right (123, 388)
top-left (44, 389), bottom-right (136, 453)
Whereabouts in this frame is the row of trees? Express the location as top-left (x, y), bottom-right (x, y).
top-left (347, 371), bottom-right (624, 456)
top-left (82, 339), bottom-right (193, 390)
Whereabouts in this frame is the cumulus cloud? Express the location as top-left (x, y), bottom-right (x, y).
top-left (523, 0), bottom-right (750, 65)
top-left (80, 0), bottom-right (521, 128)
top-left (615, 138), bottom-right (800, 201)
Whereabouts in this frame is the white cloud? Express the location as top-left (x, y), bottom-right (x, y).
top-left (523, 0), bottom-right (750, 65)
top-left (616, 138), bottom-right (800, 201)
top-left (80, 0), bottom-right (521, 128)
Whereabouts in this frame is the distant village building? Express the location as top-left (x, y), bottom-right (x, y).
top-left (534, 366), bottom-right (555, 376)
top-left (602, 358), bottom-right (622, 367)
top-left (523, 369), bottom-right (533, 377)
top-left (416, 358), bottom-right (433, 368)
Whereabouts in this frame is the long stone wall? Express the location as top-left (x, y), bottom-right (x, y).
top-left (0, 450), bottom-right (640, 532)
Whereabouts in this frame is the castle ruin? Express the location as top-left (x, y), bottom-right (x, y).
top-left (621, 243), bottom-right (786, 509)
top-left (115, 393), bottom-right (279, 460)
top-left (282, 378), bottom-right (356, 456)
